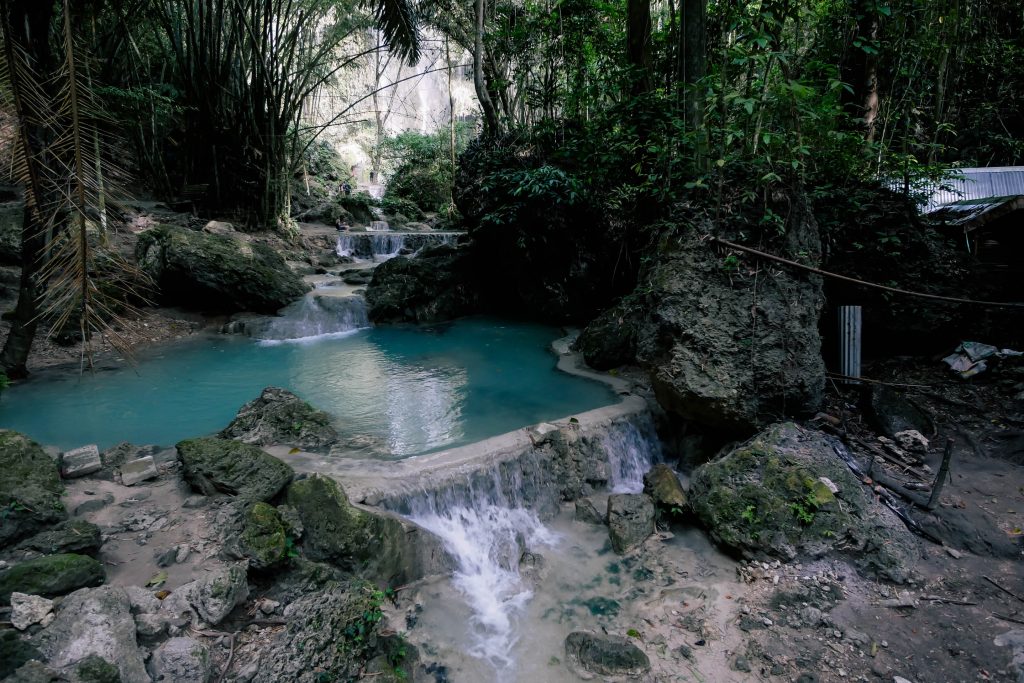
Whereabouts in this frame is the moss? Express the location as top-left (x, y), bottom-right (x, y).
top-left (0, 553), bottom-right (104, 604)
top-left (242, 501), bottom-right (288, 570)
top-left (0, 629), bottom-right (42, 679)
top-left (0, 430), bottom-right (66, 546)
top-left (76, 655), bottom-right (121, 683)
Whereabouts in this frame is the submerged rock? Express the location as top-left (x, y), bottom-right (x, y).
top-left (0, 554), bottom-right (105, 604)
top-left (0, 430), bottom-right (66, 548)
top-left (285, 474), bottom-right (443, 583)
top-left (18, 519), bottom-right (102, 556)
top-left (634, 208), bottom-right (825, 433)
top-left (136, 225), bottom-right (308, 313)
top-left (31, 586), bottom-right (150, 682)
top-left (607, 494), bottom-right (656, 554)
top-left (643, 464), bottom-right (688, 512)
top-left (689, 422), bottom-right (916, 581)
top-left (564, 631), bottom-right (650, 677)
top-left (365, 245), bottom-right (479, 323)
top-left (221, 387), bottom-right (339, 451)
top-left (177, 437), bottom-right (293, 501)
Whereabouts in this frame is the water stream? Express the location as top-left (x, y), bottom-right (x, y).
top-left (336, 232), bottom-right (460, 261)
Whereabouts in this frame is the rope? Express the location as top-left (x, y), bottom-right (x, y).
top-left (707, 235), bottom-right (1024, 309)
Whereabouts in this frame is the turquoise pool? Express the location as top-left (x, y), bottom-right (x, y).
top-left (0, 317), bottom-right (617, 456)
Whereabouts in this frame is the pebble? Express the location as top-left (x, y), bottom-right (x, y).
top-left (175, 544), bottom-right (191, 564)
top-left (762, 617), bottom-right (774, 627)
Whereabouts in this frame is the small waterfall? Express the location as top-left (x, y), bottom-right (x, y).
top-left (253, 295), bottom-right (369, 343)
top-left (381, 412), bottom-right (662, 677)
top-left (335, 233), bottom-right (408, 261)
top-left (604, 414), bottom-right (662, 493)
top-left (336, 234), bottom-right (355, 258)
top-left (370, 233), bottom-right (405, 260)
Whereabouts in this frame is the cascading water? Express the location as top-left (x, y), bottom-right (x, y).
top-left (389, 415), bottom-right (660, 678)
top-left (336, 232), bottom-right (462, 261)
top-left (252, 295), bottom-right (369, 343)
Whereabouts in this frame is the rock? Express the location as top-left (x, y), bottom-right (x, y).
top-left (148, 637), bottom-right (211, 683)
top-left (574, 498), bottom-right (606, 525)
top-left (202, 220), bottom-right (235, 236)
top-left (61, 445), bottom-right (102, 478)
top-left (136, 225), bottom-right (309, 313)
top-left (18, 519), bottom-right (102, 555)
top-left (74, 655), bottom-right (121, 683)
top-left (341, 269), bottom-right (373, 285)
top-left (606, 494), bottom-right (656, 554)
top-left (240, 502), bottom-right (288, 570)
top-left (575, 301), bottom-right (638, 370)
top-left (10, 592), bottom-right (55, 630)
top-left (894, 429), bottom-right (929, 453)
top-left (120, 456), bottom-right (158, 486)
top-left (221, 387), bottom-right (339, 451)
top-left (365, 245), bottom-right (479, 324)
top-left (5, 659), bottom-right (59, 683)
top-left (157, 563), bottom-right (249, 628)
top-left (643, 464), bottom-right (688, 511)
top-left (634, 208), bottom-right (825, 433)
top-left (177, 437), bottom-right (293, 501)
top-left (285, 474), bottom-right (444, 583)
top-left (689, 422), bottom-right (917, 581)
top-left (0, 554), bottom-right (105, 604)
top-left (864, 386), bottom-right (931, 439)
top-left (254, 583), bottom-right (390, 683)
top-left (0, 430), bottom-right (67, 548)
top-left (564, 631), bottom-right (650, 677)
top-left (31, 586), bottom-right (150, 682)
top-left (1, 629), bottom-right (44, 680)
top-left (74, 495), bottom-right (114, 517)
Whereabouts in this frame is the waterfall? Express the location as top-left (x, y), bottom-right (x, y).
top-left (603, 417), bottom-right (662, 493)
top-left (336, 232), bottom-right (462, 261)
top-left (383, 413), bottom-right (661, 677)
top-left (252, 295), bottom-right (369, 343)
top-left (369, 233), bottom-right (405, 260)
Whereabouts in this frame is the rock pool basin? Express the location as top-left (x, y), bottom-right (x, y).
top-left (0, 316), bottom-right (619, 454)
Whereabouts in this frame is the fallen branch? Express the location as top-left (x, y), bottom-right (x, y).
top-left (217, 632), bottom-right (236, 683)
top-left (994, 613), bottom-right (1024, 626)
top-left (984, 576), bottom-right (1024, 604)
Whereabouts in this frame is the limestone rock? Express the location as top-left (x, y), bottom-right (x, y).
top-left (574, 498), bottom-right (606, 525)
top-left (193, 564), bottom-right (249, 625)
top-left (643, 464), bottom-right (688, 511)
top-left (18, 519), bottom-right (102, 555)
top-left (10, 592), bottom-right (55, 630)
top-left (31, 586), bottom-right (150, 682)
top-left (61, 445), bottom-right (102, 478)
top-left (864, 386), bottom-right (931, 439)
top-left (136, 225), bottom-right (308, 313)
top-left (285, 475), bottom-right (444, 583)
top-left (177, 437), bottom-right (293, 501)
top-left (365, 245), bottom-right (479, 324)
top-left (689, 422), bottom-right (917, 582)
top-left (221, 387), bottom-right (339, 451)
top-left (564, 631), bottom-right (650, 677)
top-left (607, 494), bottom-right (655, 554)
top-left (634, 209), bottom-right (825, 432)
top-left (0, 554), bottom-right (105, 604)
top-left (240, 502), bottom-right (288, 570)
top-left (202, 220), bottom-right (235, 236)
top-left (4, 659), bottom-right (58, 683)
top-left (149, 637), bottom-right (211, 683)
top-left (0, 430), bottom-right (67, 548)
top-left (894, 429), bottom-right (929, 454)
top-left (74, 654), bottom-right (121, 683)
top-left (120, 456), bottom-right (158, 486)
top-left (575, 301), bottom-right (638, 370)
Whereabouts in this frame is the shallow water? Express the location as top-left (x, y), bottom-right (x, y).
top-left (0, 317), bottom-right (616, 453)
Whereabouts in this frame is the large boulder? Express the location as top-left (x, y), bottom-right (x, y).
top-left (18, 519), bottom-right (102, 555)
top-left (30, 586), bottom-right (150, 682)
top-left (157, 563), bottom-right (249, 627)
top-left (689, 422), bottom-right (916, 582)
top-left (0, 554), bottom-right (104, 604)
top-left (365, 245), bottom-right (479, 323)
top-left (564, 631), bottom-right (650, 677)
top-left (606, 494), bottom-right (655, 554)
top-left (634, 211), bottom-right (825, 433)
top-left (148, 637), bottom-right (211, 683)
top-left (285, 474), bottom-right (443, 583)
top-left (221, 387), bottom-right (339, 451)
top-left (863, 385), bottom-right (932, 438)
top-left (0, 431), bottom-right (67, 548)
top-left (136, 225), bottom-right (309, 313)
top-left (575, 300), bottom-right (639, 370)
top-left (177, 437), bottom-right (293, 501)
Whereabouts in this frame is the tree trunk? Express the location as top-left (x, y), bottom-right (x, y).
top-left (681, 0), bottom-right (706, 130)
top-left (473, 0), bottom-right (499, 134)
top-left (0, 0), bottom-right (57, 378)
top-left (626, 0), bottom-right (652, 95)
top-left (841, 0), bottom-right (880, 139)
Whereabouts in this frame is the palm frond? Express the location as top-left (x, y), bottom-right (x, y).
top-left (368, 0), bottom-right (421, 64)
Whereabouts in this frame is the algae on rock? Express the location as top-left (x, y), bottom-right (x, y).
top-left (0, 554), bottom-right (105, 604)
top-left (177, 437), bottom-right (293, 501)
top-left (689, 422), bottom-right (917, 582)
top-left (221, 387), bottom-right (339, 451)
top-left (240, 502), bottom-right (289, 570)
top-left (0, 430), bottom-right (66, 548)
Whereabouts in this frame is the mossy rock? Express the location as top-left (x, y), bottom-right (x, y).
top-left (76, 655), bottom-right (121, 683)
top-left (0, 553), bottom-right (104, 604)
top-left (241, 502), bottom-right (288, 570)
top-left (19, 519), bottom-right (102, 555)
top-left (643, 464), bottom-right (688, 512)
top-left (689, 422), bottom-right (916, 582)
top-left (0, 430), bottom-right (66, 548)
top-left (135, 225), bottom-right (309, 314)
top-left (221, 387), bottom-right (339, 451)
top-left (177, 437), bottom-right (294, 502)
top-left (284, 475), bottom-right (433, 583)
top-left (0, 629), bottom-right (42, 679)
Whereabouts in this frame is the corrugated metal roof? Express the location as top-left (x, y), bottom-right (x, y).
top-left (926, 195), bottom-right (1024, 230)
top-left (924, 167), bottom-right (1024, 211)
